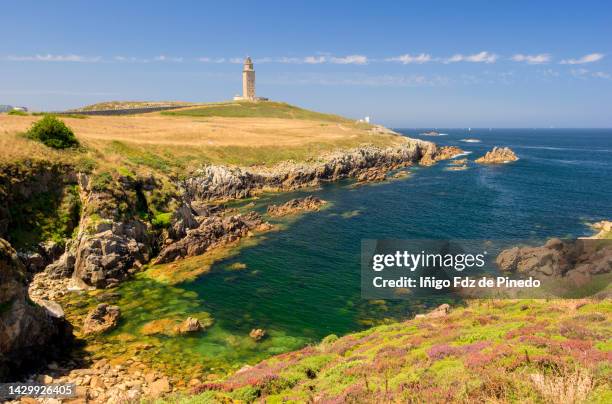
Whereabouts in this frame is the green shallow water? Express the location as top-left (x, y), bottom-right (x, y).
top-left (77, 128), bottom-right (611, 377)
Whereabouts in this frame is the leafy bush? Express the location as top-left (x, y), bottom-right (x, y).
top-left (26, 115), bottom-right (79, 149)
top-left (8, 109), bottom-right (28, 116)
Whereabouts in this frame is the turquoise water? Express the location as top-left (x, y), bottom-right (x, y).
top-left (112, 129), bottom-right (612, 373)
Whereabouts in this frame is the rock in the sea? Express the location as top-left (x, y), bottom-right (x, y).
top-left (176, 317), bottom-right (202, 334)
top-left (153, 211), bottom-right (270, 264)
top-left (496, 237), bottom-right (611, 282)
top-left (267, 196), bottom-right (327, 217)
top-left (419, 145), bottom-right (465, 166)
top-left (249, 328), bottom-right (266, 341)
top-left (82, 303), bottom-right (121, 335)
top-left (356, 167), bottom-right (387, 183)
top-left (475, 147), bottom-right (518, 164)
top-left (0, 238), bottom-right (72, 381)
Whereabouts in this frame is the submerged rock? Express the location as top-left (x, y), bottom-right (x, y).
top-left (82, 303), bottom-right (121, 335)
top-left (176, 317), bottom-right (202, 334)
top-left (475, 147), bottom-right (518, 164)
top-left (249, 328), bottom-right (266, 341)
top-left (267, 196), bottom-right (327, 217)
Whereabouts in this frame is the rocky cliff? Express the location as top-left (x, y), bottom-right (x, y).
top-left (0, 238), bottom-right (72, 381)
top-left (8, 139), bottom-right (447, 293)
top-left (183, 142), bottom-right (438, 202)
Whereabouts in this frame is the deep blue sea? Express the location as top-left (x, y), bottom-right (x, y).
top-left (117, 129), bottom-right (612, 371)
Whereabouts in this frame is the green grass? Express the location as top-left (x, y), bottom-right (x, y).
top-left (173, 299), bottom-right (611, 403)
top-left (7, 184), bottom-right (81, 249)
top-left (162, 101), bottom-right (350, 122)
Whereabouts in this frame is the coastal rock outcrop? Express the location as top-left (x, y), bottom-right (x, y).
top-left (267, 196), bottom-right (327, 217)
top-left (176, 317), bottom-right (203, 334)
top-left (153, 211), bottom-right (270, 264)
top-left (475, 147), bottom-right (518, 164)
top-left (0, 238), bottom-right (72, 380)
top-left (82, 303), bottom-right (121, 335)
top-left (183, 143), bottom-right (437, 202)
top-left (419, 145), bottom-right (465, 166)
top-left (496, 237), bottom-right (611, 285)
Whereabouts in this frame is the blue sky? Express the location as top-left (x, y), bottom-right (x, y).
top-left (1, 0), bottom-right (611, 127)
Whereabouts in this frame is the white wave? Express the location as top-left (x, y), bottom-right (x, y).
top-left (460, 138), bottom-right (481, 143)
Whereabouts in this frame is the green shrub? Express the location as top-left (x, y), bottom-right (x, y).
top-left (8, 109), bottom-right (28, 116)
top-left (322, 334), bottom-right (339, 345)
top-left (26, 115), bottom-right (79, 149)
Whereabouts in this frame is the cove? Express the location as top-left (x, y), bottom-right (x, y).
top-left (76, 128), bottom-right (612, 378)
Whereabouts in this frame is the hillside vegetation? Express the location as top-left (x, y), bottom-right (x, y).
top-left (162, 101), bottom-right (350, 122)
top-left (179, 299), bottom-right (611, 403)
top-left (0, 101), bottom-right (400, 175)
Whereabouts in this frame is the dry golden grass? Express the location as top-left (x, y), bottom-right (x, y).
top-left (0, 109), bottom-right (406, 174)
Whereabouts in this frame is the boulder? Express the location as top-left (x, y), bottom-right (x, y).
top-left (176, 317), bottom-right (202, 334)
top-left (249, 328), bottom-right (266, 341)
top-left (82, 304), bottom-right (120, 335)
top-left (147, 376), bottom-right (171, 398)
top-left (267, 196), bottom-right (327, 217)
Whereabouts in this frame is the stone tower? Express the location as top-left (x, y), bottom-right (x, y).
top-left (242, 57), bottom-right (255, 100)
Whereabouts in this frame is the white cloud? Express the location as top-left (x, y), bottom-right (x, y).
top-left (303, 56), bottom-right (327, 64)
top-left (560, 53), bottom-right (604, 65)
top-left (265, 72), bottom-right (448, 87)
top-left (154, 55), bottom-right (183, 62)
top-left (5, 54), bottom-right (101, 62)
top-left (329, 55), bottom-right (368, 65)
top-left (386, 53), bottom-right (432, 64)
top-left (229, 58), bottom-right (243, 64)
top-left (592, 71), bottom-right (611, 79)
top-left (445, 51), bottom-right (498, 64)
top-left (511, 54), bottom-right (551, 64)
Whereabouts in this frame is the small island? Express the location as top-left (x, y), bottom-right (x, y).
top-left (475, 146), bottom-right (518, 164)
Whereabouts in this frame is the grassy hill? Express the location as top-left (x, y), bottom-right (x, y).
top-left (0, 101), bottom-right (402, 174)
top-left (162, 101), bottom-right (350, 122)
top-left (179, 299), bottom-right (611, 403)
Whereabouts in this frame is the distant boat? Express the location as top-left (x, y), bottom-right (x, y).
top-left (460, 138), bottom-right (481, 143)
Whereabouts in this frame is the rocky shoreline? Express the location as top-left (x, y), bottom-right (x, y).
top-left (0, 137), bottom-right (471, 401)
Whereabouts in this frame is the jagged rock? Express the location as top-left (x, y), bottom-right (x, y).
top-left (267, 196), bottom-right (327, 217)
top-left (475, 147), bottom-right (518, 164)
top-left (249, 328), bottom-right (266, 341)
top-left (45, 240), bottom-right (77, 279)
top-left (153, 212), bottom-right (270, 264)
top-left (184, 143), bottom-right (434, 202)
top-left (356, 167), bottom-right (387, 183)
top-left (496, 237), bottom-right (611, 281)
top-left (73, 220), bottom-right (150, 288)
top-left (168, 203), bottom-right (199, 240)
top-left (82, 304), bottom-right (121, 335)
top-left (419, 145), bottom-right (464, 166)
top-left (176, 317), bottom-right (202, 334)
top-left (0, 238), bottom-right (72, 381)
